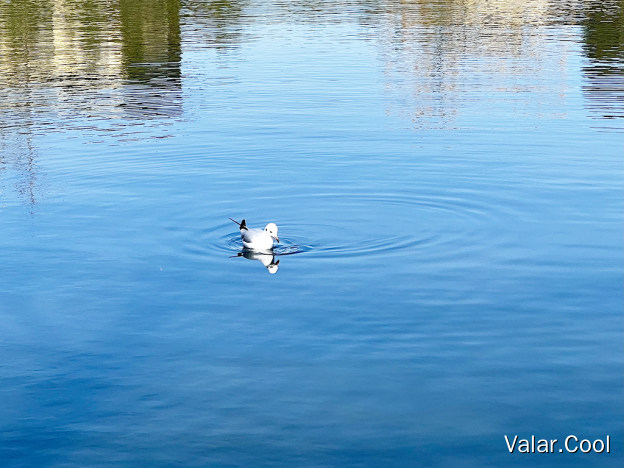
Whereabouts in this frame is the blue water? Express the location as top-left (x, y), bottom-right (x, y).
top-left (1, 1), bottom-right (622, 466)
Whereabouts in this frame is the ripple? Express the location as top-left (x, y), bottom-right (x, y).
top-left (214, 231), bottom-right (314, 256)
top-left (195, 188), bottom-right (506, 262)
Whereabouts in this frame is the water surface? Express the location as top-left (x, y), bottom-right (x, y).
top-left (1, 1), bottom-right (622, 466)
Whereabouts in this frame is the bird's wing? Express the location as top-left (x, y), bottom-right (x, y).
top-left (241, 228), bottom-right (262, 243)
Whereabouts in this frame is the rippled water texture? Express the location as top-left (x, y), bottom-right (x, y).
top-left (1, 1), bottom-right (623, 467)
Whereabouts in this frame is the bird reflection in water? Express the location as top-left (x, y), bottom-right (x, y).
top-left (233, 250), bottom-right (280, 274)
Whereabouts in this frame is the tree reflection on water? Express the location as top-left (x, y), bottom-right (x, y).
top-left (0, 0), bottom-right (184, 204)
top-left (582, 0), bottom-right (624, 121)
top-left (0, 0), bottom-right (622, 205)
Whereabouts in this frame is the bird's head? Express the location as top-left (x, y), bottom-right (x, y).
top-left (264, 223), bottom-right (279, 243)
top-left (267, 259), bottom-right (280, 274)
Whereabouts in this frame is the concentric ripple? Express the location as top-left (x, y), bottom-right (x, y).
top-left (220, 232), bottom-right (313, 256)
top-left (193, 187), bottom-right (514, 264)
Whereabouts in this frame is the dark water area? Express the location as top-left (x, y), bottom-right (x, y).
top-left (1, 1), bottom-right (623, 466)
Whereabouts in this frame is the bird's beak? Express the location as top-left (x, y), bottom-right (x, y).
top-left (274, 236), bottom-right (280, 243)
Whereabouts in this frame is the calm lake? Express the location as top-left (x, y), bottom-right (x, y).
top-left (1, 1), bottom-right (622, 466)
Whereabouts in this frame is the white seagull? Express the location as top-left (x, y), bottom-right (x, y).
top-left (229, 218), bottom-right (279, 251)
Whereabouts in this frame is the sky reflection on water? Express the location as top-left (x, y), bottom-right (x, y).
top-left (0, 1), bottom-right (623, 467)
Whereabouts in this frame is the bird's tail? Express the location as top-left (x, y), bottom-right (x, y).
top-left (229, 218), bottom-right (248, 230)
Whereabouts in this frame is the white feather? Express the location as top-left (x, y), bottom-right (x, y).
top-left (237, 220), bottom-right (279, 251)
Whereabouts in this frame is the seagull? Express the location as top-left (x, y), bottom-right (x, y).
top-left (229, 218), bottom-right (279, 251)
